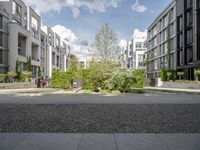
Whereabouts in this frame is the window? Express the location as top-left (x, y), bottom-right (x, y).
top-left (186, 0), bottom-right (193, 9)
top-left (187, 47), bottom-right (193, 63)
top-left (0, 50), bottom-right (2, 64)
top-left (186, 10), bottom-right (193, 27)
top-left (136, 42), bottom-right (142, 48)
top-left (0, 16), bottom-right (2, 29)
top-left (177, 16), bottom-right (183, 32)
top-left (12, 1), bottom-right (21, 15)
top-left (197, 0), bottom-right (200, 9)
top-left (0, 32), bottom-right (2, 47)
top-left (186, 29), bottom-right (193, 45)
top-left (32, 17), bottom-right (38, 30)
top-left (197, 36), bottom-right (200, 60)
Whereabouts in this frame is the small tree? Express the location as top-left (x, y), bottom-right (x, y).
top-left (15, 59), bottom-right (20, 80)
top-left (194, 70), bottom-right (200, 81)
top-left (177, 72), bottom-right (184, 80)
top-left (167, 72), bottom-right (172, 81)
top-left (27, 56), bottom-right (32, 72)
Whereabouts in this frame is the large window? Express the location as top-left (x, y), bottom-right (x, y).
top-left (197, 36), bottom-right (200, 60)
top-left (12, 1), bottom-right (21, 15)
top-left (197, 0), bottom-right (200, 9)
top-left (186, 10), bottom-right (193, 27)
top-left (186, 0), bottom-right (193, 9)
top-left (186, 29), bottom-right (193, 45)
top-left (187, 47), bottom-right (193, 63)
top-left (32, 17), bottom-right (38, 30)
top-left (177, 16), bottom-right (183, 32)
top-left (0, 16), bottom-right (2, 29)
top-left (0, 50), bottom-right (2, 64)
top-left (0, 32), bottom-right (2, 47)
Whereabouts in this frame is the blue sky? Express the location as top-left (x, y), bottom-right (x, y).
top-left (24, 0), bottom-right (171, 59)
top-left (40, 0), bottom-right (171, 42)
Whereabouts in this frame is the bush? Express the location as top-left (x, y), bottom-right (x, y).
top-left (160, 70), bottom-right (176, 81)
top-left (133, 70), bottom-right (145, 88)
top-left (51, 71), bottom-right (72, 89)
top-left (0, 74), bottom-right (6, 83)
top-left (80, 69), bottom-right (94, 89)
top-left (104, 71), bottom-right (136, 93)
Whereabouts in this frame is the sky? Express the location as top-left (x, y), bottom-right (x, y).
top-left (24, 0), bottom-right (171, 60)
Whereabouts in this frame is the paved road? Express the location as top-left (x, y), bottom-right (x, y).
top-left (1, 133), bottom-right (200, 150)
top-left (0, 93), bottom-right (200, 104)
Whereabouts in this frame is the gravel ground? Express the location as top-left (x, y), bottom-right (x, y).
top-left (0, 104), bottom-right (200, 133)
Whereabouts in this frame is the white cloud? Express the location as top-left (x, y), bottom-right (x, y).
top-left (51, 25), bottom-right (89, 60)
top-left (132, 0), bottom-right (147, 13)
top-left (23, 0), bottom-right (121, 18)
top-left (132, 28), bottom-right (147, 39)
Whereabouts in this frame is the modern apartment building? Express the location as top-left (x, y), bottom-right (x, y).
top-left (146, 0), bottom-right (176, 79)
top-left (176, 0), bottom-right (200, 80)
top-left (0, 0), bottom-right (70, 78)
top-left (42, 26), bottom-right (70, 77)
top-left (124, 30), bottom-right (147, 70)
top-left (0, 4), bottom-right (9, 74)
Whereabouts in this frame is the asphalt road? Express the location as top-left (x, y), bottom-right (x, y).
top-left (0, 93), bottom-right (200, 133)
top-left (0, 93), bottom-right (200, 104)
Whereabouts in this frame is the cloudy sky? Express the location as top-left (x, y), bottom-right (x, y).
top-left (24, 0), bottom-right (171, 60)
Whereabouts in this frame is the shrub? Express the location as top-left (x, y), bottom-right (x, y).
top-left (104, 71), bottom-right (136, 93)
top-left (51, 71), bottom-right (72, 89)
top-left (177, 72), bottom-right (185, 80)
top-left (133, 70), bottom-right (145, 88)
top-left (80, 69), bottom-right (94, 89)
top-left (160, 70), bottom-right (176, 81)
top-left (0, 74), bottom-right (6, 83)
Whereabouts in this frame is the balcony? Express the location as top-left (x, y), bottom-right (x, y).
top-left (13, 13), bottom-right (22, 23)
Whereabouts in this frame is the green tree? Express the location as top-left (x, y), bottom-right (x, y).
top-left (27, 56), bottom-right (32, 72)
top-left (94, 23), bottom-right (119, 61)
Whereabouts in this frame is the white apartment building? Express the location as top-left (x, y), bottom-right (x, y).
top-left (146, 0), bottom-right (176, 79)
top-left (125, 30), bottom-right (147, 70)
top-left (42, 26), bottom-right (70, 78)
top-left (0, 0), bottom-right (70, 78)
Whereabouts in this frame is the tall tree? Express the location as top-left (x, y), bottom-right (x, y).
top-left (94, 23), bottom-right (119, 61)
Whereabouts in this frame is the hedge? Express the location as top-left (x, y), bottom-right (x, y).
top-left (51, 71), bottom-right (72, 89)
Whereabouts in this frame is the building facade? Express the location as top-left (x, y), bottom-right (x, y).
top-left (124, 30), bottom-right (147, 70)
top-left (176, 0), bottom-right (200, 80)
top-left (146, 0), bottom-right (177, 79)
top-left (0, 0), bottom-right (70, 78)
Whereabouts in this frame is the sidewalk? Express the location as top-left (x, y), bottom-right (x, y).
top-left (144, 87), bottom-right (200, 93)
top-left (0, 133), bottom-right (199, 150)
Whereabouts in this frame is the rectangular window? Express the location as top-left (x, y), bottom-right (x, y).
top-left (0, 16), bottom-right (2, 29)
top-left (0, 50), bottom-right (2, 64)
top-left (12, 1), bottom-right (21, 14)
top-left (187, 47), bottom-right (193, 63)
top-left (197, 0), bottom-right (200, 8)
top-left (177, 16), bottom-right (183, 32)
top-left (186, 29), bottom-right (193, 45)
top-left (0, 32), bottom-right (2, 47)
top-left (186, 10), bottom-right (193, 27)
top-left (186, 0), bottom-right (193, 9)
top-left (32, 17), bottom-right (38, 30)
top-left (197, 36), bottom-right (200, 60)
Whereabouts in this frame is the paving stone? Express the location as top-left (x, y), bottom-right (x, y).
top-left (78, 134), bottom-right (117, 150)
top-left (14, 133), bottom-right (82, 150)
top-left (115, 134), bottom-right (170, 150)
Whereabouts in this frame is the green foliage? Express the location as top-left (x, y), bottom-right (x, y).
top-left (133, 70), bottom-right (145, 88)
top-left (0, 74), bottom-right (6, 83)
top-left (15, 59), bottom-right (20, 79)
top-left (27, 56), bottom-right (32, 72)
top-left (194, 70), bottom-right (200, 81)
top-left (80, 69), bottom-right (94, 89)
top-left (177, 72), bottom-right (185, 80)
top-left (19, 71), bottom-right (25, 82)
top-left (104, 70), bottom-right (137, 93)
top-left (160, 70), bottom-right (176, 81)
top-left (51, 71), bottom-right (72, 89)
